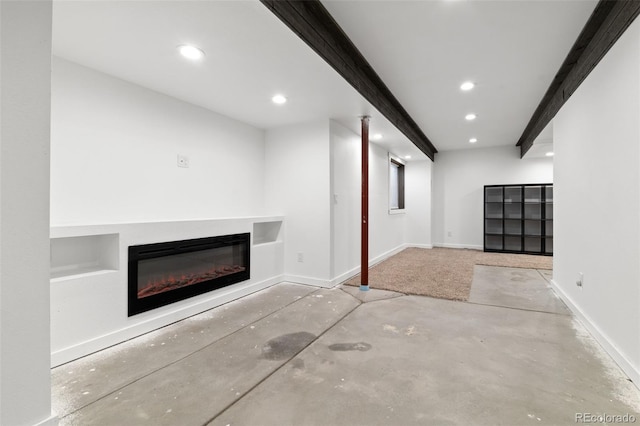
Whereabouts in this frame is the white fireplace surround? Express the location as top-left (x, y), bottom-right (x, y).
top-left (50, 217), bottom-right (284, 367)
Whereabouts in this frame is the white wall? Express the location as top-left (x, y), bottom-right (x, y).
top-left (51, 57), bottom-right (266, 225)
top-left (329, 120), bottom-right (432, 285)
top-left (369, 143), bottom-right (408, 258)
top-left (330, 120), bottom-right (361, 281)
top-left (265, 120), bottom-right (332, 285)
top-left (432, 146), bottom-right (553, 249)
top-left (405, 160), bottom-right (433, 248)
top-left (49, 58), bottom-right (285, 367)
top-left (0, 1), bottom-right (55, 424)
top-left (553, 17), bottom-right (640, 384)
top-left (267, 119), bottom-right (433, 287)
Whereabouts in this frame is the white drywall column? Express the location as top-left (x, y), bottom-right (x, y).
top-left (405, 160), bottom-right (432, 247)
top-left (0, 1), bottom-right (55, 425)
top-left (265, 120), bottom-right (331, 285)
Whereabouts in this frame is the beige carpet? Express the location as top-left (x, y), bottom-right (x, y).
top-left (476, 251), bottom-right (552, 270)
top-left (344, 247), bottom-right (552, 301)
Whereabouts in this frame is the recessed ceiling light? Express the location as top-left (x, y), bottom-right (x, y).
top-left (465, 113), bottom-right (477, 121)
top-left (404, 155), bottom-right (412, 159)
top-left (271, 94), bottom-right (287, 105)
top-left (371, 133), bottom-right (382, 140)
top-left (469, 138), bottom-right (477, 143)
top-left (178, 45), bottom-right (205, 61)
top-left (545, 152), bottom-right (554, 157)
top-left (460, 81), bottom-right (475, 91)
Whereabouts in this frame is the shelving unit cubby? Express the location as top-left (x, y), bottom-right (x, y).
top-left (483, 184), bottom-right (553, 256)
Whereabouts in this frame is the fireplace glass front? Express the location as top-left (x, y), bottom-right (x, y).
top-left (128, 233), bottom-right (249, 316)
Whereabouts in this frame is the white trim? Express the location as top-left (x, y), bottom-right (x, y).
top-left (433, 243), bottom-right (483, 251)
top-left (51, 275), bottom-right (282, 367)
top-left (549, 279), bottom-right (640, 388)
top-left (406, 243), bottom-right (433, 249)
top-left (370, 244), bottom-right (409, 267)
top-left (330, 245), bottom-right (405, 287)
top-left (330, 267), bottom-right (361, 287)
top-left (388, 208), bottom-right (406, 215)
top-left (387, 152), bottom-right (406, 166)
top-left (50, 216), bottom-right (285, 234)
top-left (33, 414), bottom-right (59, 426)
top-left (330, 243), bottom-right (423, 286)
top-left (283, 275), bottom-right (332, 288)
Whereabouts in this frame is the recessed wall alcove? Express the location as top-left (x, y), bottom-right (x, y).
top-left (253, 221), bottom-right (283, 245)
top-left (51, 234), bottom-right (119, 280)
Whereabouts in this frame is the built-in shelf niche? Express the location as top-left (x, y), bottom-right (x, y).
top-left (51, 234), bottom-right (119, 279)
top-left (252, 221), bottom-right (283, 245)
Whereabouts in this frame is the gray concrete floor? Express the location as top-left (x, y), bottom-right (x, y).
top-left (52, 266), bottom-right (640, 425)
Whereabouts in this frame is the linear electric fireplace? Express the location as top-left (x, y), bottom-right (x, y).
top-left (128, 233), bottom-right (250, 316)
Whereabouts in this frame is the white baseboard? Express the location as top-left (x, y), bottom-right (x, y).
top-left (370, 244), bottom-right (409, 266)
top-left (51, 276), bottom-right (282, 367)
top-left (549, 279), bottom-right (640, 388)
top-left (406, 243), bottom-right (433, 249)
top-left (33, 414), bottom-right (59, 426)
top-left (330, 267), bottom-right (360, 287)
top-left (283, 275), bottom-right (332, 288)
top-left (433, 243), bottom-right (483, 251)
top-left (329, 243), bottom-right (431, 287)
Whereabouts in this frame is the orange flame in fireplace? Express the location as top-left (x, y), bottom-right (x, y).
top-left (137, 265), bottom-right (245, 299)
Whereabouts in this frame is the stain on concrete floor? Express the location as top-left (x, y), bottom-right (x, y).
top-left (328, 342), bottom-right (372, 352)
top-left (261, 332), bottom-right (317, 360)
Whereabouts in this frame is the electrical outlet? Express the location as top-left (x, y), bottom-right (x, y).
top-left (297, 252), bottom-right (304, 263)
top-left (576, 272), bottom-right (584, 289)
top-left (447, 231), bottom-right (452, 237)
top-left (177, 154), bottom-right (189, 168)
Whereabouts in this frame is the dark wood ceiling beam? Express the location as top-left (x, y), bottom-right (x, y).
top-left (518, 0), bottom-right (640, 157)
top-left (261, 0), bottom-right (437, 161)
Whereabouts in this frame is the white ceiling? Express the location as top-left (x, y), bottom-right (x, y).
top-left (52, 0), bottom-right (598, 161)
top-left (322, 0), bottom-right (597, 157)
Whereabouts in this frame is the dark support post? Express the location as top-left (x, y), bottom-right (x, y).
top-left (360, 116), bottom-right (370, 291)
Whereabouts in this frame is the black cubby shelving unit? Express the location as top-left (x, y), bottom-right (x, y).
top-left (484, 184), bottom-right (553, 256)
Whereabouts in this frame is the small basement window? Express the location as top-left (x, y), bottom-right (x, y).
top-left (389, 155), bottom-right (405, 212)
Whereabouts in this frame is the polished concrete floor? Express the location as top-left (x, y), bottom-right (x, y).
top-left (52, 266), bottom-right (640, 425)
